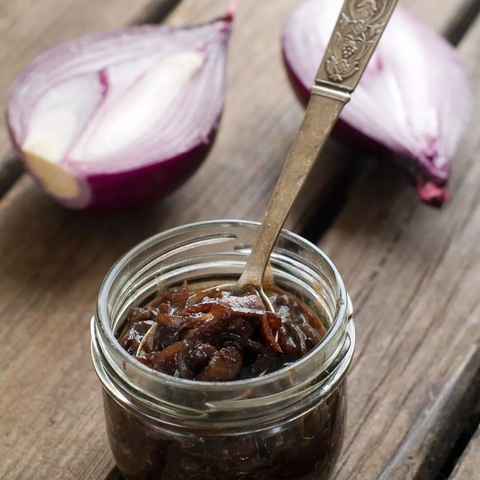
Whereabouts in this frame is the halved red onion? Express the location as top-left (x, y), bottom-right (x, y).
top-left (7, 13), bottom-right (233, 209)
top-left (282, 0), bottom-right (472, 207)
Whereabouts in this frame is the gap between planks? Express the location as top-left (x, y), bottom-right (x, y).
top-left (449, 418), bottom-right (480, 479)
top-left (438, 404), bottom-right (480, 479)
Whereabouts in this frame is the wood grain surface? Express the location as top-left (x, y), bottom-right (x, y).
top-left (0, 0), bottom-right (478, 479)
top-left (317, 16), bottom-right (480, 480)
top-left (451, 424), bottom-right (480, 479)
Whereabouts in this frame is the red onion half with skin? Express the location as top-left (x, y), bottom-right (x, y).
top-left (7, 12), bottom-right (233, 210)
top-left (282, 0), bottom-right (472, 207)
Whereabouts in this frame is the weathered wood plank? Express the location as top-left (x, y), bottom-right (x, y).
top-left (0, 0), bottom-right (179, 193)
top-left (0, 1), bottom-right (475, 479)
top-left (450, 423), bottom-right (480, 479)
top-left (317, 16), bottom-right (480, 480)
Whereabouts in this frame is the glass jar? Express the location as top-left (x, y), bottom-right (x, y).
top-left (91, 220), bottom-right (354, 480)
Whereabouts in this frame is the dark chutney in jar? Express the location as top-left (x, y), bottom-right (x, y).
top-left (104, 380), bottom-right (346, 480)
top-left (106, 282), bottom-right (347, 479)
top-left (91, 221), bottom-right (354, 480)
top-left (118, 282), bottom-right (327, 381)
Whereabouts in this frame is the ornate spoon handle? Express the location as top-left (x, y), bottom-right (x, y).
top-left (316, 0), bottom-right (398, 90)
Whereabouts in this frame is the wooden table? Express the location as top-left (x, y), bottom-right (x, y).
top-left (1, 1), bottom-right (479, 478)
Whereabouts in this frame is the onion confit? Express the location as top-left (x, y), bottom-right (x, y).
top-left (118, 281), bottom-right (327, 381)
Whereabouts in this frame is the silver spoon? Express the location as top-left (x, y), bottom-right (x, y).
top-left (138, 0), bottom-right (400, 357)
top-left (136, 0), bottom-right (399, 358)
top-left (234, 0), bottom-right (399, 309)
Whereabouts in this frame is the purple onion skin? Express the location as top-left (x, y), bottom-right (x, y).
top-left (8, 117), bottom-right (220, 210)
top-left (87, 135), bottom-right (216, 210)
top-left (281, 27), bottom-right (450, 208)
top-left (85, 128), bottom-right (218, 210)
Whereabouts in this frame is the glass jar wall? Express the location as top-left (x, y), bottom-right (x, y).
top-left (91, 220), bottom-right (355, 480)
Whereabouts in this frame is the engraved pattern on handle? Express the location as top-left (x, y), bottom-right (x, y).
top-left (316, 0), bottom-right (398, 90)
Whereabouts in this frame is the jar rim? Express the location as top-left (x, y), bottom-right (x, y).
top-left (95, 219), bottom-right (350, 393)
